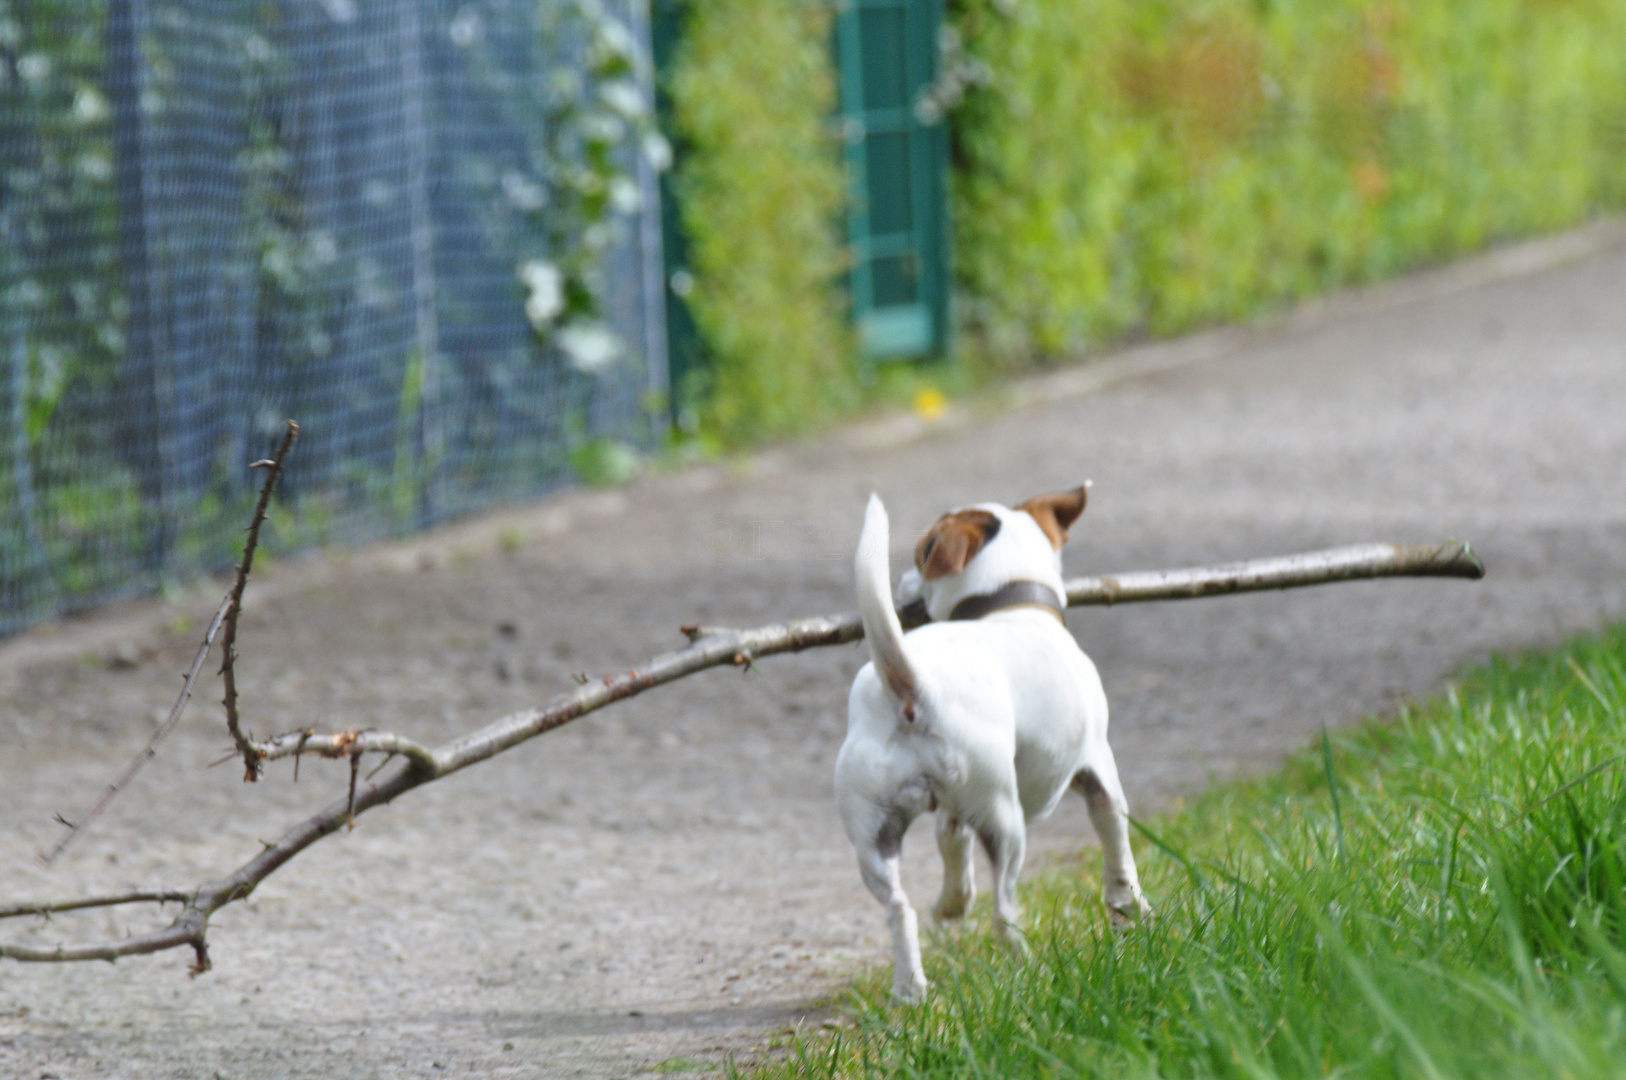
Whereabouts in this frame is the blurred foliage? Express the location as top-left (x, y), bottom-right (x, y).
top-left (0, 0), bottom-right (660, 633)
top-left (949, 0), bottom-right (1626, 368)
top-left (666, 0), bottom-right (858, 444)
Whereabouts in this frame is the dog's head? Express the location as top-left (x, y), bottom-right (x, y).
top-left (899, 484), bottom-right (1089, 623)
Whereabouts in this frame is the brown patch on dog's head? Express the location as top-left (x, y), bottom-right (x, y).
top-left (914, 509), bottom-right (1002, 580)
top-left (1017, 485), bottom-right (1089, 549)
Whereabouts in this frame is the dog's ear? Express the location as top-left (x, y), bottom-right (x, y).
top-left (914, 510), bottom-right (1002, 580)
top-left (1018, 484), bottom-right (1089, 549)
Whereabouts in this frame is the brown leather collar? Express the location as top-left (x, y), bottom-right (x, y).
top-left (949, 581), bottom-right (1066, 623)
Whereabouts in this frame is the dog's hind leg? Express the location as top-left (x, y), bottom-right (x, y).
top-left (1074, 745), bottom-right (1152, 926)
top-left (854, 820), bottom-right (928, 1002)
top-left (976, 799), bottom-right (1029, 954)
top-left (932, 811), bottom-right (976, 922)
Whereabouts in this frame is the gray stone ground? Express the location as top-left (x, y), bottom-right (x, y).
top-left (3, 222), bottom-right (1626, 1079)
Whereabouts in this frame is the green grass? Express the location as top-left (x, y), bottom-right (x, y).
top-left (748, 623), bottom-right (1626, 1079)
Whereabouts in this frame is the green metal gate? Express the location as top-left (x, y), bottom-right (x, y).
top-left (836, 0), bottom-right (950, 358)
top-left (651, 0), bottom-right (951, 413)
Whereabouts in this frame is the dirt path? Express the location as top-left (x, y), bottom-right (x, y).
top-left (4, 222), bottom-right (1626, 1079)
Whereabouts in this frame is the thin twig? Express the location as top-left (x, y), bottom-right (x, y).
top-left (40, 595), bottom-right (236, 866)
top-left (5, 538), bottom-right (1483, 968)
top-left (37, 422), bottom-right (300, 865)
top-left (0, 889), bottom-right (193, 920)
top-left (222, 420), bottom-right (299, 781)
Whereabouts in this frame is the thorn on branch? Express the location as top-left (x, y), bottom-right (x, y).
top-left (293, 729), bottom-right (312, 782)
top-left (681, 624), bottom-right (734, 643)
top-left (732, 650), bottom-right (755, 673)
top-left (573, 671), bottom-right (589, 685)
top-left (346, 751), bottom-right (362, 830)
top-left (52, 812), bottom-right (75, 829)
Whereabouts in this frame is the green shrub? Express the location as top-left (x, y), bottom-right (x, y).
top-left (950, 0), bottom-right (1626, 368)
top-left (667, 0), bottom-right (858, 444)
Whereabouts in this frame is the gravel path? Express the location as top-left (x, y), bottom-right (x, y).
top-left (4, 222), bottom-right (1626, 1079)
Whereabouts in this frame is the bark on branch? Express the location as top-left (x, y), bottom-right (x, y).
top-left (2, 539), bottom-right (1481, 969)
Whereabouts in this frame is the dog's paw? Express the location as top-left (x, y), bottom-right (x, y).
top-left (1106, 891), bottom-right (1154, 930)
top-left (998, 924), bottom-right (1032, 959)
top-left (932, 894), bottom-right (971, 922)
top-left (891, 973), bottom-right (928, 1004)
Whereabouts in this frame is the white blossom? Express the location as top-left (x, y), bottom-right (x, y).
top-left (307, 230), bottom-right (339, 266)
top-left (641, 131), bottom-right (673, 172)
top-left (594, 20), bottom-right (638, 66)
top-left (519, 260), bottom-right (564, 327)
top-left (72, 88), bottom-right (108, 124)
top-left (18, 53), bottom-right (50, 83)
top-left (558, 323), bottom-right (621, 373)
top-left (502, 170), bottom-right (548, 211)
top-left (608, 175), bottom-right (641, 214)
top-left (578, 112), bottom-right (626, 145)
top-left (76, 152), bottom-right (113, 183)
top-left (599, 79), bottom-right (645, 119)
top-left (448, 7), bottom-right (482, 47)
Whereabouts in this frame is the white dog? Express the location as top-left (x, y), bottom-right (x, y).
top-left (835, 486), bottom-right (1151, 1001)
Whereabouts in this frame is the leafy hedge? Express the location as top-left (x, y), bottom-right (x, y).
top-left (665, 0), bottom-right (857, 444)
top-left (663, 0), bottom-right (1626, 422)
top-left (950, 0), bottom-right (1626, 366)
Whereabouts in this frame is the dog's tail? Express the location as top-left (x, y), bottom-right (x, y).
top-left (856, 494), bottom-right (918, 722)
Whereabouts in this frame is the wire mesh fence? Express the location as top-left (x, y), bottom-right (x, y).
top-left (0, 0), bottom-right (666, 636)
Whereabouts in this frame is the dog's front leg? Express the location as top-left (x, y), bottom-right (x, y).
top-left (932, 811), bottom-right (976, 921)
top-left (1075, 745), bottom-right (1153, 926)
top-left (856, 838), bottom-right (928, 1002)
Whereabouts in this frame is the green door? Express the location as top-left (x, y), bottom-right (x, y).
top-left (836, 0), bottom-right (950, 358)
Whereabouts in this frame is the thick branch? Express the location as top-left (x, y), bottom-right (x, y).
top-left (1065, 540), bottom-right (1483, 606)
top-left (3, 538), bottom-right (1482, 968)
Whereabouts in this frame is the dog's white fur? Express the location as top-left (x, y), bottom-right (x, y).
top-left (835, 492), bottom-right (1150, 1001)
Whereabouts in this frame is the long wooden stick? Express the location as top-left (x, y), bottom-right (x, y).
top-left (1065, 540), bottom-right (1482, 606)
top-left (1, 539), bottom-right (1482, 970)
